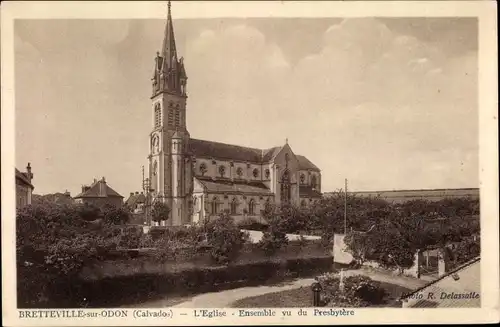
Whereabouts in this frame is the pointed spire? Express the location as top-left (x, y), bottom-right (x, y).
top-left (161, 0), bottom-right (178, 71)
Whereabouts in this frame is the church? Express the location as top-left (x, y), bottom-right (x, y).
top-left (147, 2), bottom-right (322, 226)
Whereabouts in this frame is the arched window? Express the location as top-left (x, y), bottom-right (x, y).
top-left (300, 174), bottom-right (305, 184)
top-left (253, 168), bottom-right (259, 178)
top-left (174, 104), bottom-right (180, 127)
top-left (265, 169), bottom-right (270, 179)
top-left (311, 175), bottom-right (317, 189)
top-left (280, 170), bottom-right (291, 204)
top-left (212, 197), bottom-right (219, 214)
top-left (168, 102), bottom-right (174, 126)
top-left (219, 165), bottom-right (226, 178)
top-left (301, 199), bottom-right (306, 207)
top-left (236, 167), bottom-right (243, 178)
top-left (199, 163), bottom-right (207, 176)
top-left (248, 199), bottom-right (255, 215)
top-left (231, 198), bottom-right (238, 214)
top-left (154, 103), bottom-right (161, 127)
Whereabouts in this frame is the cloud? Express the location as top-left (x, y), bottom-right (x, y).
top-left (14, 18), bottom-right (477, 194)
top-left (184, 18), bottom-right (477, 191)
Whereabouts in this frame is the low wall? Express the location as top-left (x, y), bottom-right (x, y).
top-left (332, 234), bottom-right (354, 265)
top-left (242, 230), bottom-right (322, 244)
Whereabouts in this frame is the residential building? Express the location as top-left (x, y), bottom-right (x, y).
top-left (125, 192), bottom-right (147, 213)
top-left (73, 177), bottom-right (124, 208)
top-left (16, 163), bottom-right (34, 209)
top-left (146, 2), bottom-right (322, 226)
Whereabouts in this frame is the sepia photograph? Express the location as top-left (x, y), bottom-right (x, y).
top-left (2, 0), bottom-right (498, 325)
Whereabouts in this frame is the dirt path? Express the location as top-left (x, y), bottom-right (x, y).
top-left (166, 268), bottom-right (429, 308)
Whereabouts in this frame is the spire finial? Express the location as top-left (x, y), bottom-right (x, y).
top-left (168, 1), bottom-right (171, 13)
top-left (285, 138), bottom-right (288, 144)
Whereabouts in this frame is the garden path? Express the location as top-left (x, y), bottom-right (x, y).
top-left (161, 268), bottom-right (429, 308)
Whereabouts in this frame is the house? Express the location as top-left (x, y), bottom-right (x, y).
top-left (16, 163), bottom-right (34, 209)
top-left (400, 257), bottom-right (480, 308)
top-left (125, 191), bottom-right (147, 213)
top-left (73, 177), bottom-right (124, 208)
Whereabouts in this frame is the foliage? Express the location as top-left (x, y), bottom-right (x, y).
top-left (316, 273), bottom-right (388, 307)
top-left (203, 213), bottom-right (247, 264)
top-left (344, 232), bottom-right (372, 265)
top-left (450, 236), bottom-right (480, 265)
top-left (67, 256), bottom-right (334, 307)
top-left (101, 204), bottom-right (131, 225)
top-left (237, 217), bottom-right (268, 231)
top-left (117, 225), bottom-right (143, 249)
top-left (151, 201), bottom-right (171, 223)
top-left (259, 204), bottom-right (293, 255)
top-left (16, 202), bottom-right (120, 307)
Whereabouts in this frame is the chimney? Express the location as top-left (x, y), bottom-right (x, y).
top-left (135, 191), bottom-right (139, 195)
top-left (64, 190), bottom-right (71, 197)
top-left (93, 178), bottom-right (97, 183)
top-left (26, 162), bottom-right (33, 181)
top-left (130, 192), bottom-right (134, 196)
top-left (102, 177), bottom-right (106, 183)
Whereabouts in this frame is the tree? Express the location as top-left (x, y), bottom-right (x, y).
top-left (101, 204), bottom-right (131, 225)
top-left (344, 232), bottom-right (371, 265)
top-left (16, 202), bottom-right (119, 307)
top-left (204, 213), bottom-right (247, 264)
top-left (151, 201), bottom-right (171, 224)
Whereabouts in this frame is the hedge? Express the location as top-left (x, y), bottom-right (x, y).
top-left (30, 255), bottom-right (333, 308)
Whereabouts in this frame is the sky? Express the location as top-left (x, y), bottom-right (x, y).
top-left (14, 16), bottom-right (478, 196)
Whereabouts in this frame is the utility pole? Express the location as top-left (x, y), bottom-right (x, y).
top-left (142, 166), bottom-right (150, 226)
top-left (344, 178), bottom-right (348, 235)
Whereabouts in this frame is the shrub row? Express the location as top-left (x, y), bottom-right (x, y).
top-left (32, 255), bottom-right (333, 308)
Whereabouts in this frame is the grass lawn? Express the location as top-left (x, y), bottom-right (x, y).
top-left (231, 282), bottom-right (411, 308)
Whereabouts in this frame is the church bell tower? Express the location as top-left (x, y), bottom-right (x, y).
top-left (148, 1), bottom-right (191, 226)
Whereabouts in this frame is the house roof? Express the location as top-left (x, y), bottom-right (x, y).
top-left (400, 257), bottom-right (480, 307)
top-left (197, 178), bottom-right (272, 196)
top-left (15, 169), bottom-right (34, 189)
top-left (188, 138), bottom-right (319, 172)
top-left (74, 178), bottom-right (124, 199)
top-left (125, 193), bottom-right (146, 207)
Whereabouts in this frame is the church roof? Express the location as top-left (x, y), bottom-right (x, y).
top-left (74, 178), bottom-right (124, 199)
top-left (197, 179), bottom-right (272, 195)
top-left (15, 168), bottom-right (34, 189)
top-left (188, 138), bottom-right (320, 171)
top-left (161, 1), bottom-right (178, 71)
top-left (299, 185), bottom-right (323, 198)
top-left (188, 138), bottom-right (263, 163)
top-left (296, 155), bottom-right (320, 171)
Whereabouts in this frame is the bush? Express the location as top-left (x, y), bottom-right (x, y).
top-left (316, 273), bottom-right (388, 307)
top-left (101, 205), bottom-right (131, 225)
top-left (16, 202), bottom-right (121, 308)
top-left (204, 214), bottom-right (247, 264)
top-left (117, 226), bottom-right (143, 249)
top-left (151, 201), bottom-right (170, 224)
top-left (258, 229), bottom-right (288, 255)
top-left (237, 217), bottom-right (268, 231)
top-left (451, 236), bottom-right (480, 265)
